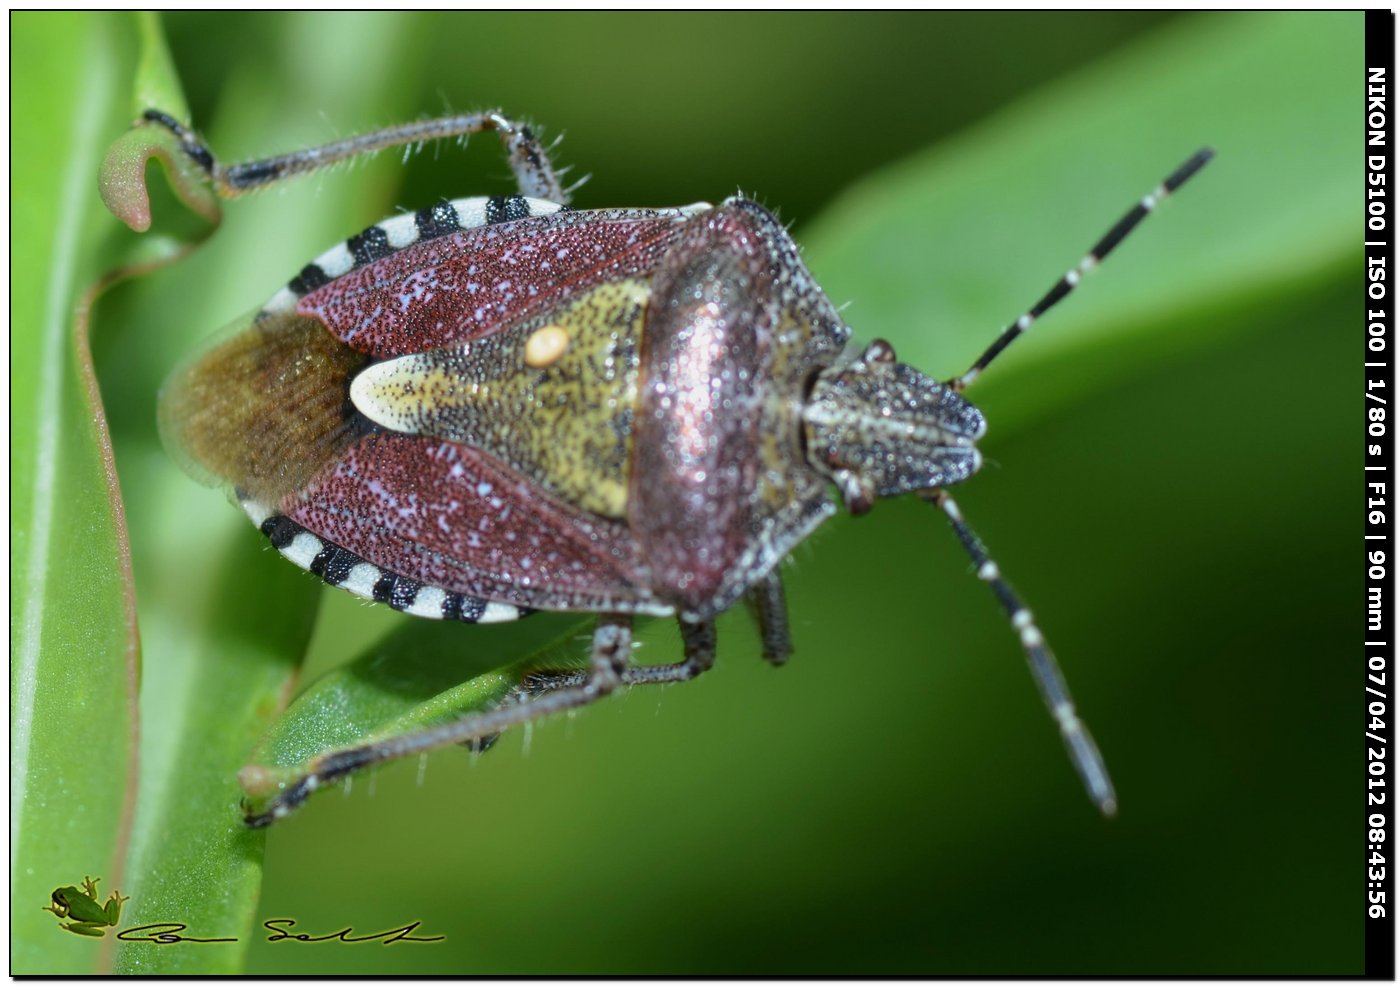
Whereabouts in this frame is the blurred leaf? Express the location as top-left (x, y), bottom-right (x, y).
top-left (7, 11), bottom-right (312, 975)
top-left (131, 11), bottom-right (190, 121)
top-left (109, 530), bottom-right (319, 974)
top-left (10, 10), bottom-right (441, 974)
top-left (802, 11), bottom-right (1356, 430)
top-left (10, 12), bottom-right (141, 974)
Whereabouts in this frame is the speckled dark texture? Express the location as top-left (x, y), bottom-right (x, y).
top-left (298, 209), bottom-right (692, 358)
top-left (632, 203), bottom-right (847, 617)
top-left (284, 432), bottom-right (662, 613)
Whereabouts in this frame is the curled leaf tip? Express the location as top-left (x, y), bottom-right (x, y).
top-left (98, 120), bottom-right (221, 233)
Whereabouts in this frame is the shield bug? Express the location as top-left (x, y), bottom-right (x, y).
top-left (130, 109), bottom-right (1211, 826)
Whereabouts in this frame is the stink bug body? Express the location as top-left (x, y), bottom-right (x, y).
top-left (137, 109), bottom-right (1211, 826)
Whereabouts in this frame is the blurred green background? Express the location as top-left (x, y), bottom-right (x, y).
top-left (13, 10), bottom-right (1361, 974)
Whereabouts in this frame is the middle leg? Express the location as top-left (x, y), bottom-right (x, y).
top-left (511, 617), bottom-right (718, 698)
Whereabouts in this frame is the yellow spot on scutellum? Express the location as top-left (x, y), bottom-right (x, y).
top-left (524, 324), bottom-right (570, 368)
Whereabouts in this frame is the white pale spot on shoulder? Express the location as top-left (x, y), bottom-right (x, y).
top-left (263, 287), bottom-right (299, 314)
top-left (480, 602), bottom-right (521, 623)
top-left (281, 531), bottom-right (324, 569)
top-left (378, 213), bottom-right (420, 249)
top-left (241, 499), bottom-right (273, 527)
top-left (407, 586), bottom-right (447, 618)
top-left (313, 242), bottom-right (354, 278)
top-left (341, 562), bottom-right (381, 599)
top-left (524, 324), bottom-right (570, 367)
top-left (677, 201), bottom-right (713, 217)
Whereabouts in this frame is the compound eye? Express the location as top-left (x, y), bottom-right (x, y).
top-left (863, 338), bottom-right (896, 364)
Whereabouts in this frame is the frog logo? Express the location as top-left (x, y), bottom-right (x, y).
top-left (43, 876), bottom-right (128, 937)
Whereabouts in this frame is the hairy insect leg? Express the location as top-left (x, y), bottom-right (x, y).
top-left (508, 618), bottom-right (719, 695)
top-left (242, 614), bottom-right (633, 826)
top-left (623, 619), bottom-right (718, 684)
top-left (141, 108), bottom-right (570, 203)
top-left (925, 490), bottom-right (1118, 817)
top-left (953, 147), bottom-right (1214, 390)
top-left (746, 570), bottom-right (793, 666)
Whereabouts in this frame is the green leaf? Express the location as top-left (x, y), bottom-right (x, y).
top-left (241, 615), bottom-right (593, 819)
top-left (10, 12), bottom-right (142, 974)
top-left (801, 11), bottom-right (1357, 432)
top-left (12, 10), bottom-right (436, 974)
top-left (131, 10), bottom-right (191, 121)
top-left (7, 12), bottom-right (307, 975)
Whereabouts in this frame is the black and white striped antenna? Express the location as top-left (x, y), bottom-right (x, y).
top-left (927, 488), bottom-right (1119, 815)
top-left (953, 147), bottom-right (1214, 391)
top-left (936, 148), bottom-right (1214, 816)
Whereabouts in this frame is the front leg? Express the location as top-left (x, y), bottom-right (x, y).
top-left (242, 615), bottom-right (633, 826)
top-left (140, 109), bottom-right (571, 203)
